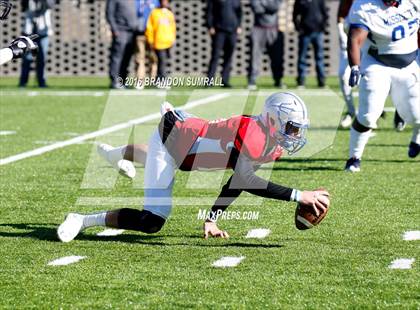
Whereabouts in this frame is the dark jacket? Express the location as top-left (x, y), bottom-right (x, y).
top-left (250, 0), bottom-right (281, 28)
top-left (21, 0), bottom-right (55, 12)
top-left (293, 0), bottom-right (328, 34)
top-left (206, 0), bottom-right (242, 33)
top-left (106, 0), bottom-right (138, 33)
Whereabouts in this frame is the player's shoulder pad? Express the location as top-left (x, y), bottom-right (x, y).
top-left (234, 117), bottom-right (266, 161)
top-left (348, 0), bottom-right (379, 29)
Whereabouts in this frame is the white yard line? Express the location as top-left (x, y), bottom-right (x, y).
top-left (402, 231), bottom-right (420, 241)
top-left (97, 229), bottom-right (125, 236)
top-left (388, 258), bottom-right (415, 270)
top-left (0, 92), bottom-right (230, 166)
top-left (245, 228), bottom-right (271, 239)
top-left (212, 256), bottom-right (245, 268)
top-left (47, 255), bottom-right (86, 266)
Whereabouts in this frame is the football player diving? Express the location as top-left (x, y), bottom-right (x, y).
top-left (345, 0), bottom-right (420, 172)
top-left (57, 92), bottom-right (330, 242)
top-left (0, 0), bottom-right (38, 66)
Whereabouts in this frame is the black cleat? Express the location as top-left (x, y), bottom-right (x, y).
top-left (408, 142), bottom-right (420, 158)
top-left (345, 157), bottom-right (361, 172)
top-left (393, 112), bottom-right (406, 132)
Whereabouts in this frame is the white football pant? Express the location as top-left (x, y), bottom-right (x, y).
top-left (349, 54), bottom-right (420, 159)
top-left (143, 129), bottom-right (177, 219)
top-left (338, 47), bottom-right (355, 116)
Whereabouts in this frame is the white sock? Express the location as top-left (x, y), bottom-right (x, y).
top-left (107, 146), bottom-right (126, 163)
top-left (82, 212), bottom-right (107, 229)
top-left (345, 94), bottom-right (355, 116)
top-left (411, 126), bottom-right (420, 144)
top-left (349, 127), bottom-right (372, 159)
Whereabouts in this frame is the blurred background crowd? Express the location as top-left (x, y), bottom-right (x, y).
top-left (1, 0), bottom-right (340, 89)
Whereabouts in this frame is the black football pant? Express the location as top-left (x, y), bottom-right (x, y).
top-left (248, 27), bottom-right (284, 85)
top-left (156, 48), bottom-right (170, 79)
top-left (109, 30), bottom-right (135, 86)
top-left (207, 30), bottom-right (238, 85)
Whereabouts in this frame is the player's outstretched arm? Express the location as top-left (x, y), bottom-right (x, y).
top-left (231, 150), bottom-right (329, 215)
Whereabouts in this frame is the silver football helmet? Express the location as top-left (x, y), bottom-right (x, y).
top-left (259, 92), bottom-right (309, 155)
top-left (0, 0), bottom-right (12, 20)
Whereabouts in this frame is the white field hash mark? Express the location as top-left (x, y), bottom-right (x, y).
top-left (0, 92), bottom-right (230, 166)
top-left (388, 258), bottom-right (415, 270)
top-left (0, 131), bottom-right (17, 136)
top-left (245, 228), bottom-right (271, 239)
top-left (97, 229), bottom-right (125, 236)
top-left (403, 231), bottom-right (420, 241)
top-left (212, 256), bottom-right (245, 268)
top-left (47, 255), bottom-right (86, 266)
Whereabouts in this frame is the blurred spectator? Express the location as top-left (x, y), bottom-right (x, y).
top-left (293, 0), bottom-right (328, 88)
top-left (135, 0), bottom-right (160, 89)
top-left (248, 0), bottom-right (284, 90)
top-left (206, 0), bottom-right (242, 88)
top-left (146, 0), bottom-right (176, 81)
top-left (19, 0), bottom-right (54, 88)
top-left (106, 0), bottom-right (138, 89)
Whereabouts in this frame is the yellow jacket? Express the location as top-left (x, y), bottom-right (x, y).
top-left (146, 8), bottom-right (176, 50)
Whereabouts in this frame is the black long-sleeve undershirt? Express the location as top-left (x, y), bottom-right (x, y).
top-left (208, 148), bottom-right (293, 220)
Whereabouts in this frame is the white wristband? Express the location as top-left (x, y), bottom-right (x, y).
top-left (291, 189), bottom-right (302, 202)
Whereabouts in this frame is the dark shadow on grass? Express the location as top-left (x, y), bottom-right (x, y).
top-left (369, 143), bottom-right (406, 148)
top-left (278, 157), bottom-right (416, 164)
top-left (0, 223), bottom-right (283, 248)
top-left (262, 166), bottom-right (342, 171)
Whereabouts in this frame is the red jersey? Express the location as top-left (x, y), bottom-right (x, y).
top-left (164, 115), bottom-right (283, 171)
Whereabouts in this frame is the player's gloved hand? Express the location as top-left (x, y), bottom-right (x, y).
top-left (349, 65), bottom-right (361, 87)
top-left (203, 220), bottom-right (229, 239)
top-left (8, 36), bottom-right (38, 59)
top-left (300, 190), bottom-right (330, 216)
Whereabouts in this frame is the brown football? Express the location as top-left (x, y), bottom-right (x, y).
top-left (295, 198), bottom-right (330, 230)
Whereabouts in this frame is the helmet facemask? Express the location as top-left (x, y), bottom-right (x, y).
top-left (0, 0), bottom-right (12, 20)
top-left (275, 120), bottom-right (308, 155)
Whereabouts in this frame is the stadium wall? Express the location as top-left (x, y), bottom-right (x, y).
top-left (0, 0), bottom-right (340, 78)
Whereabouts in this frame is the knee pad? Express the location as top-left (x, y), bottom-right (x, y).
top-left (352, 118), bottom-right (371, 133)
top-left (117, 208), bottom-right (166, 234)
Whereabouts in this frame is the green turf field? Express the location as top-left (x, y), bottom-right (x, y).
top-left (0, 77), bottom-right (419, 308)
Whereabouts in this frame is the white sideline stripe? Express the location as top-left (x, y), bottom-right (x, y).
top-left (0, 130), bottom-right (17, 136)
top-left (383, 107), bottom-right (396, 112)
top-left (0, 91), bottom-right (106, 97)
top-left (403, 231), bottom-right (420, 241)
top-left (388, 258), bottom-right (415, 269)
top-left (296, 215), bottom-right (314, 228)
top-left (0, 93), bottom-right (230, 166)
top-left (212, 256), bottom-right (245, 268)
top-left (97, 229), bottom-right (125, 236)
top-left (34, 140), bottom-right (95, 145)
top-left (76, 196), bottom-right (263, 206)
top-left (47, 255), bottom-right (86, 266)
top-left (245, 228), bottom-right (271, 239)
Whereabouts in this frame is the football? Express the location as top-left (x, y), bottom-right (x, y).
top-left (295, 195), bottom-right (330, 230)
